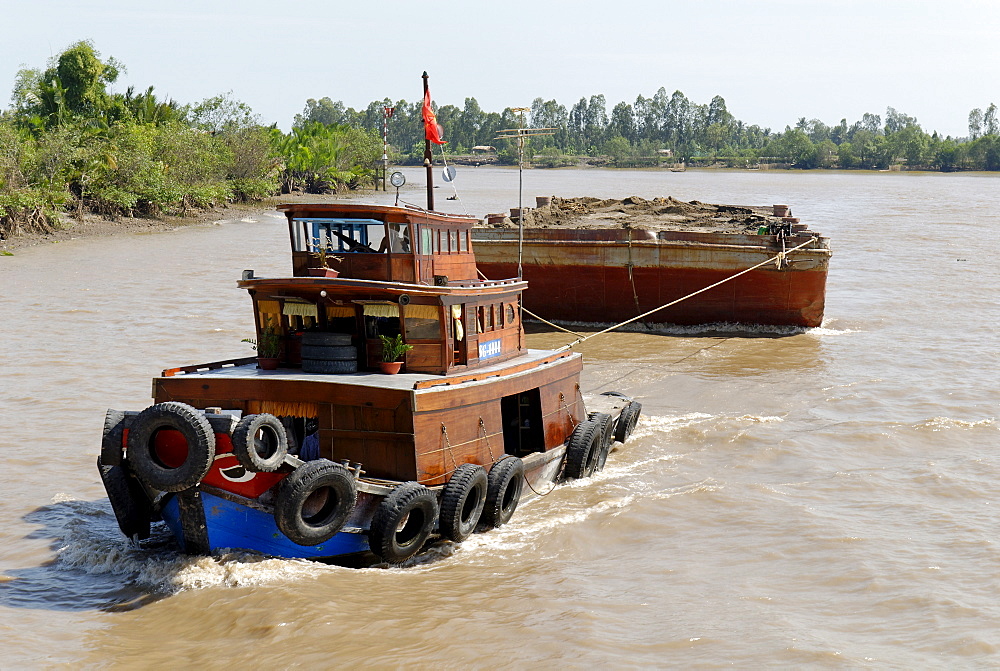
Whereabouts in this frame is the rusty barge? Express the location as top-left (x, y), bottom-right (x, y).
top-left (472, 197), bottom-right (832, 328)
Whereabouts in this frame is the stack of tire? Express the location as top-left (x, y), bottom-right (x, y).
top-left (300, 331), bottom-right (357, 374)
top-left (563, 400), bottom-right (642, 480)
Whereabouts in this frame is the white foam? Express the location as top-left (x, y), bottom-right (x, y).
top-left (50, 495), bottom-right (333, 593)
top-left (915, 417), bottom-right (997, 432)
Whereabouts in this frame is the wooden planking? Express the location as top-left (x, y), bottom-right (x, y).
top-left (405, 343), bottom-right (445, 373)
top-left (155, 376), bottom-right (412, 411)
top-left (413, 399), bottom-right (506, 485)
top-left (322, 398), bottom-right (418, 481)
top-left (414, 352), bottom-right (581, 396)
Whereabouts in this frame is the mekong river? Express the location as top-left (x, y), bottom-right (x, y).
top-left (1, 167), bottom-right (998, 667)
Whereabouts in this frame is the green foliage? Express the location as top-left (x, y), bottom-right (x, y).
top-left (378, 334), bottom-right (413, 363)
top-left (242, 320), bottom-right (282, 358)
top-left (1, 42), bottom-right (283, 238)
top-left (273, 122), bottom-right (380, 193)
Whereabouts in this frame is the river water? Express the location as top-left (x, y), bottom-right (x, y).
top-left (1, 167), bottom-right (998, 667)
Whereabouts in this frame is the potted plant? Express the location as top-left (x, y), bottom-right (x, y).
top-left (242, 322), bottom-right (282, 370)
top-left (309, 238), bottom-right (342, 277)
top-left (378, 334), bottom-right (413, 374)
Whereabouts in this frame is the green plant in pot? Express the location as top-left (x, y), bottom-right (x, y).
top-left (242, 322), bottom-right (283, 370)
top-left (378, 334), bottom-right (413, 374)
top-left (310, 237), bottom-right (342, 277)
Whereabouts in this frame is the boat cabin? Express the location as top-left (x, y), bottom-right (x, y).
top-left (238, 203), bottom-right (526, 375)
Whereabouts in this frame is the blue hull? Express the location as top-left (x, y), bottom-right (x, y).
top-left (161, 491), bottom-right (370, 559)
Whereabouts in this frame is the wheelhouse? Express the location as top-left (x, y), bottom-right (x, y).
top-left (236, 203), bottom-right (527, 375)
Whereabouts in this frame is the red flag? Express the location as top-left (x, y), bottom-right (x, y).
top-left (422, 87), bottom-right (446, 145)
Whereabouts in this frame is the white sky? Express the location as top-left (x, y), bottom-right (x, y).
top-left (1, 0), bottom-right (997, 138)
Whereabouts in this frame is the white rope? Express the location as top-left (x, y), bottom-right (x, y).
top-left (435, 144), bottom-right (468, 216)
top-left (556, 236), bottom-right (821, 352)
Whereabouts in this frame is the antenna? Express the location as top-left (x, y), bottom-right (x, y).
top-left (495, 108), bottom-right (556, 279)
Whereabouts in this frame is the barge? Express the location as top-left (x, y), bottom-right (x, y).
top-left (98, 202), bottom-right (640, 564)
top-left (473, 196), bottom-right (832, 328)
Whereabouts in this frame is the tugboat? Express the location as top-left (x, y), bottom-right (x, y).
top-left (97, 202), bottom-right (642, 564)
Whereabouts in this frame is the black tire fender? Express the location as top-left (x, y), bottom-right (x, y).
top-left (300, 345), bottom-right (358, 361)
top-left (439, 463), bottom-right (488, 542)
top-left (564, 419), bottom-right (601, 480)
top-left (588, 412), bottom-right (615, 472)
top-left (101, 409), bottom-right (126, 466)
top-left (482, 456), bottom-right (524, 528)
top-left (302, 332), bottom-right (353, 347)
top-left (231, 413), bottom-right (288, 473)
top-left (98, 457), bottom-right (152, 540)
top-left (614, 401), bottom-right (642, 443)
top-left (274, 459), bottom-right (357, 546)
top-left (369, 482), bottom-right (438, 563)
top-left (302, 358), bottom-right (358, 374)
top-left (127, 402), bottom-right (216, 492)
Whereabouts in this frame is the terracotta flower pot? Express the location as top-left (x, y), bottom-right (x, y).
top-left (379, 361), bottom-right (403, 375)
top-left (258, 357), bottom-right (280, 370)
top-left (308, 268), bottom-right (339, 278)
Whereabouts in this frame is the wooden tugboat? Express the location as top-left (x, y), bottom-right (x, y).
top-left (97, 202), bottom-right (641, 564)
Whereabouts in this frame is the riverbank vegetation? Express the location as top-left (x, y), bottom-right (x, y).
top-left (298, 92), bottom-right (1000, 173)
top-left (1, 41), bottom-right (380, 241)
top-left (5, 40), bottom-right (1000, 243)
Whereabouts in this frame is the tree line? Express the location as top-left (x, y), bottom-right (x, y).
top-left (1, 41), bottom-right (382, 239)
top-left (299, 91), bottom-right (1000, 172)
top-left (5, 40), bottom-right (1000, 242)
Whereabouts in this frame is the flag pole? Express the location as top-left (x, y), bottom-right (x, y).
top-left (422, 72), bottom-right (435, 211)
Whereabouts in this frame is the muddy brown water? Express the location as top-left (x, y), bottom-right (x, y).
top-left (1, 168), bottom-right (998, 667)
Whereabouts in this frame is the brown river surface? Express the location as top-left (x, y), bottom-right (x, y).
top-left (1, 167), bottom-right (998, 667)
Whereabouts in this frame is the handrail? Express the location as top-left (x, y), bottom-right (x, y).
top-left (161, 357), bottom-right (257, 377)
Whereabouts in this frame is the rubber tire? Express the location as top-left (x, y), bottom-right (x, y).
top-left (231, 413), bottom-right (288, 473)
top-left (369, 482), bottom-right (438, 563)
top-left (589, 412), bottom-right (615, 471)
top-left (302, 332), bottom-right (352, 347)
top-left (101, 409), bottom-right (126, 466)
top-left (128, 402), bottom-right (216, 492)
top-left (300, 344), bottom-right (357, 361)
top-left (98, 458), bottom-right (152, 540)
top-left (614, 401), bottom-right (642, 443)
top-left (439, 464), bottom-right (488, 542)
top-left (564, 419), bottom-right (601, 480)
top-left (302, 358), bottom-right (358, 374)
top-left (482, 456), bottom-right (524, 528)
top-left (274, 460), bottom-right (357, 546)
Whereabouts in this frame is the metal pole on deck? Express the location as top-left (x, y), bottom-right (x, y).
top-left (422, 72), bottom-right (435, 211)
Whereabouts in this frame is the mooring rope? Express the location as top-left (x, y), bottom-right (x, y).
top-left (555, 236), bottom-right (820, 352)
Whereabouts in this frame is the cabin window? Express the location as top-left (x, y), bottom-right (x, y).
top-left (361, 302), bottom-right (401, 338)
top-left (432, 228), bottom-right (440, 254)
top-left (387, 223), bottom-right (411, 253)
top-left (294, 218), bottom-right (385, 254)
top-left (459, 230), bottom-right (468, 252)
top-left (449, 230), bottom-right (459, 253)
top-left (404, 304), bottom-right (442, 340)
top-left (506, 303), bottom-right (516, 325)
top-left (420, 227), bottom-right (432, 255)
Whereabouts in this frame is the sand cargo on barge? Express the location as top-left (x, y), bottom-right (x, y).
top-left (473, 197), bottom-right (832, 328)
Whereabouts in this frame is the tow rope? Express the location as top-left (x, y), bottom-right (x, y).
top-left (555, 236), bottom-right (820, 352)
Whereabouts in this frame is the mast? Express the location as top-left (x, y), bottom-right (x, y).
top-left (422, 72), bottom-right (435, 211)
